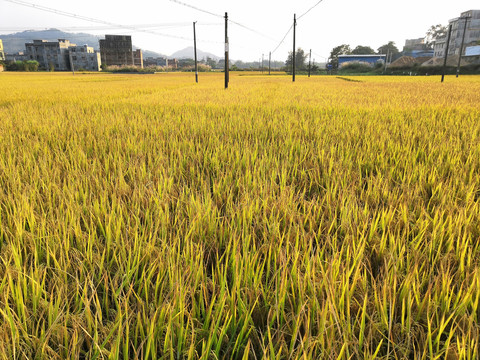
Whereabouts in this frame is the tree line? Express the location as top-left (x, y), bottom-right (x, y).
top-left (285, 24), bottom-right (450, 71)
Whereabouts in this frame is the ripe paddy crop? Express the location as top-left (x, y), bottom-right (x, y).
top-left (0, 72), bottom-right (480, 359)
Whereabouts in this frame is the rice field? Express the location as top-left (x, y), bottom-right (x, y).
top-left (0, 72), bottom-right (480, 359)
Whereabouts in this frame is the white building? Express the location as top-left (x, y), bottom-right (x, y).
top-left (25, 39), bottom-right (72, 71)
top-left (25, 39), bottom-right (101, 71)
top-left (434, 10), bottom-right (480, 58)
top-left (69, 45), bottom-right (101, 71)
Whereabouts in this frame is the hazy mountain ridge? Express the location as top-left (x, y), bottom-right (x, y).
top-left (0, 29), bottom-right (218, 60)
top-left (170, 46), bottom-right (220, 60)
top-left (1, 29), bottom-right (101, 53)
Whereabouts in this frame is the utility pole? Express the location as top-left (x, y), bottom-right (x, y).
top-left (292, 13), bottom-right (296, 82)
top-left (262, 54), bottom-right (264, 73)
top-left (456, 16), bottom-right (470, 78)
top-left (193, 21), bottom-right (198, 83)
top-left (308, 49), bottom-right (312, 77)
top-left (269, 51), bottom-right (271, 75)
top-left (224, 12), bottom-right (229, 89)
top-left (384, 49), bottom-right (390, 73)
top-left (441, 24), bottom-right (452, 83)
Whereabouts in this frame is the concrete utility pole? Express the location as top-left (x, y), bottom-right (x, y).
top-left (384, 49), bottom-right (390, 73)
top-left (292, 13), bottom-right (296, 82)
top-left (441, 24), bottom-right (453, 83)
top-left (269, 51), bottom-right (271, 75)
top-left (193, 21), bottom-right (198, 83)
top-left (456, 16), bottom-right (470, 78)
top-left (262, 53), bottom-right (264, 73)
top-left (224, 12), bottom-right (229, 89)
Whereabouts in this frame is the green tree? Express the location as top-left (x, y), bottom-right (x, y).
top-left (25, 60), bottom-right (39, 72)
top-left (328, 44), bottom-right (351, 69)
top-left (377, 41), bottom-right (400, 62)
top-left (205, 57), bottom-right (217, 68)
top-left (351, 45), bottom-right (375, 55)
top-left (285, 48), bottom-right (308, 72)
top-left (377, 41), bottom-right (399, 55)
top-left (426, 24), bottom-right (447, 48)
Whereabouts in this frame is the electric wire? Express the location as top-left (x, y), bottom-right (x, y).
top-left (312, 51), bottom-right (328, 60)
top-left (270, 0), bottom-right (327, 55)
top-left (3, 0), bottom-right (327, 58)
top-left (297, 0), bottom-right (325, 20)
top-left (167, 0), bottom-right (276, 41)
top-left (167, 0), bottom-right (223, 19)
top-left (1, 0), bottom-right (223, 43)
top-left (270, 25), bottom-right (293, 55)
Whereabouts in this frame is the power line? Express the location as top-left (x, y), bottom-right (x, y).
top-left (4, 0), bottom-right (124, 28)
top-left (229, 20), bottom-right (277, 41)
top-left (167, 0), bottom-right (276, 42)
top-left (298, 0), bottom-right (326, 20)
top-left (3, 0), bottom-right (327, 58)
top-left (0, 23), bottom-right (190, 31)
top-left (0, 22), bottom-right (222, 33)
top-left (270, 0), bottom-right (327, 55)
top-left (312, 51), bottom-right (328, 60)
top-left (1, 0), bottom-right (222, 43)
top-left (270, 25), bottom-right (293, 55)
top-left (167, 0), bottom-right (222, 18)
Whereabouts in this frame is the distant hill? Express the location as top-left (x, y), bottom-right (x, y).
top-left (170, 46), bottom-right (220, 60)
top-left (0, 29), bottom-right (217, 61)
top-left (141, 49), bottom-right (167, 59)
top-left (0, 29), bottom-right (166, 58)
top-left (0, 29), bottom-right (101, 53)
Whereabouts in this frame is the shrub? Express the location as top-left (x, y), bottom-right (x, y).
top-left (338, 62), bottom-right (375, 74)
top-left (104, 65), bottom-right (155, 74)
top-left (5, 60), bottom-right (39, 72)
top-left (24, 61), bottom-right (39, 72)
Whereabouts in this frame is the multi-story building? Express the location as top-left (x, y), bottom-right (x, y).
top-left (143, 57), bottom-right (180, 69)
top-left (434, 10), bottom-right (480, 57)
top-left (0, 39), bottom-right (5, 61)
top-left (69, 45), bottom-right (101, 71)
top-left (99, 35), bottom-right (131, 66)
top-left (25, 39), bottom-right (72, 70)
top-left (133, 49), bottom-right (143, 68)
top-left (403, 38), bottom-right (434, 58)
top-left (25, 39), bottom-right (102, 71)
top-left (433, 38), bottom-right (447, 58)
top-left (143, 57), bottom-right (161, 67)
top-left (99, 35), bottom-right (144, 68)
top-left (403, 38), bottom-right (426, 52)
top-left (5, 51), bottom-right (28, 62)
top-left (167, 58), bottom-right (178, 69)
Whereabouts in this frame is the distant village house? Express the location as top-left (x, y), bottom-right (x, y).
top-left (25, 39), bottom-right (101, 71)
top-left (99, 35), bottom-right (143, 68)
